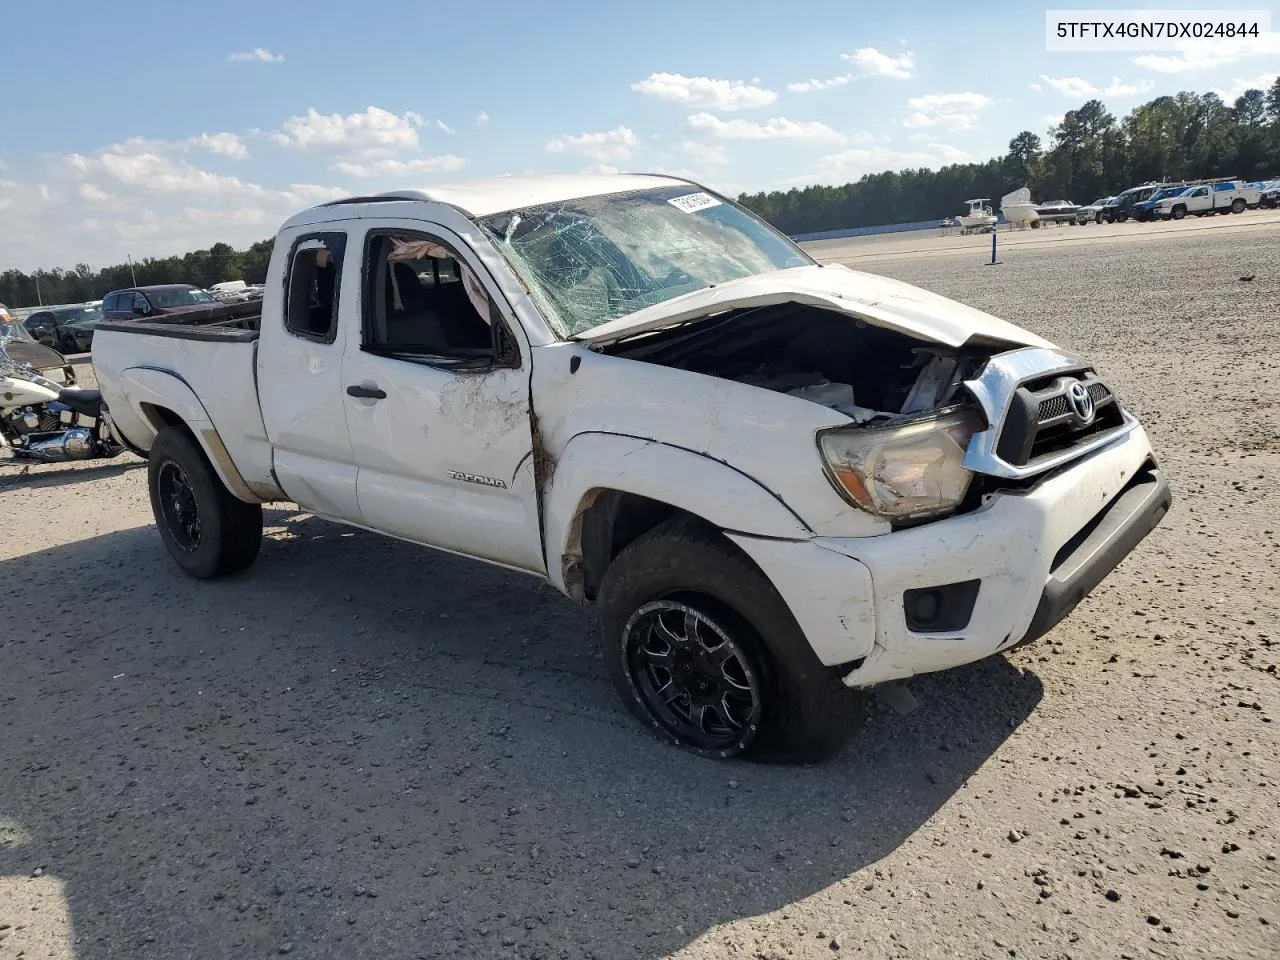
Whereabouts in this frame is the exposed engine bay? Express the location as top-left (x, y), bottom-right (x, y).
top-left (598, 302), bottom-right (1008, 421)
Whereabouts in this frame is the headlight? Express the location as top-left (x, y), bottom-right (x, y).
top-left (818, 407), bottom-right (984, 521)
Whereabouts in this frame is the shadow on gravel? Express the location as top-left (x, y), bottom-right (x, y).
top-left (0, 457), bottom-right (145, 490)
top-left (0, 512), bottom-right (1043, 960)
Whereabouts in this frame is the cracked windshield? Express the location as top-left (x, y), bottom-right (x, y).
top-left (479, 185), bottom-right (811, 336)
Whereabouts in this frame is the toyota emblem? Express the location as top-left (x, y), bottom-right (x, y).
top-left (1067, 381), bottom-right (1095, 424)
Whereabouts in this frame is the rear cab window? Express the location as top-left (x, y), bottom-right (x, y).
top-left (285, 232), bottom-right (347, 342)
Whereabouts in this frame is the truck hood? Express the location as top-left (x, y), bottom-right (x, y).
top-left (573, 264), bottom-right (1054, 350)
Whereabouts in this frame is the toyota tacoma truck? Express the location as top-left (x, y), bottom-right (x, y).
top-left (91, 174), bottom-right (1171, 761)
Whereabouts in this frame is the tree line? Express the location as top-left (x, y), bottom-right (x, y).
top-left (1, 79), bottom-right (1277, 308)
top-left (741, 79), bottom-right (1280, 235)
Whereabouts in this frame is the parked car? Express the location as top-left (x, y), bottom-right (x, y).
top-left (1131, 184), bottom-right (1190, 222)
top-left (92, 174), bottom-right (1170, 761)
top-left (102, 284), bottom-right (261, 325)
top-left (1153, 180), bottom-right (1260, 220)
top-left (1, 303), bottom-right (78, 385)
top-left (22, 304), bottom-right (103, 353)
top-left (1097, 184), bottom-right (1162, 223)
top-left (1257, 181), bottom-right (1280, 209)
top-left (1074, 197), bottom-right (1113, 224)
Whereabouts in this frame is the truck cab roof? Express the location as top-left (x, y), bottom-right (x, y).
top-left (284, 173), bottom-right (693, 229)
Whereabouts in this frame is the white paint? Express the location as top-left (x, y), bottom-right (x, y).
top-left (92, 174), bottom-right (1162, 702)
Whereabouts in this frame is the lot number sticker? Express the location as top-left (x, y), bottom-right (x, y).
top-left (668, 192), bottom-right (722, 213)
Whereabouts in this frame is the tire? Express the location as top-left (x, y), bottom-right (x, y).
top-left (1095, 213), bottom-right (1105, 224)
top-left (59, 335), bottom-right (77, 353)
top-left (147, 426), bottom-right (262, 579)
top-left (597, 519), bottom-right (867, 762)
top-left (1231, 198), bottom-right (1246, 214)
top-left (1171, 206), bottom-right (1186, 220)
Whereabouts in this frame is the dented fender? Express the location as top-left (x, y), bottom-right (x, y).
top-left (114, 367), bottom-right (264, 504)
top-left (542, 431), bottom-right (813, 595)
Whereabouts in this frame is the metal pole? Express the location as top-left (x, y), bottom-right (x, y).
top-left (35, 271), bottom-right (42, 306)
top-left (991, 230), bottom-right (997, 264)
top-left (128, 255), bottom-right (137, 286)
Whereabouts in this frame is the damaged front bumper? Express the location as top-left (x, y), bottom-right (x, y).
top-left (728, 422), bottom-right (1169, 688)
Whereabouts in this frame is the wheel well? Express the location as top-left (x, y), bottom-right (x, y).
top-left (573, 491), bottom-right (703, 602)
top-left (139, 403), bottom-right (187, 436)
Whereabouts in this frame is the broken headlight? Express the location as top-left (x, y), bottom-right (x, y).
top-left (818, 407), bottom-right (984, 521)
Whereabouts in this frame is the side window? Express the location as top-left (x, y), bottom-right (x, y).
top-left (361, 231), bottom-right (514, 365)
top-left (104, 294), bottom-right (119, 313)
top-left (285, 232), bottom-right (347, 342)
top-left (132, 293), bottom-right (152, 315)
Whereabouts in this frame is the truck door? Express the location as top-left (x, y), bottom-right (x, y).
top-left (257, 230), bottom-right (362, 521)
top-left (339, 223), bottom-right (544, 573)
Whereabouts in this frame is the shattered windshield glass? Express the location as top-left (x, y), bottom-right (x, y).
top-left (478, 186), bottom-right (812, 337)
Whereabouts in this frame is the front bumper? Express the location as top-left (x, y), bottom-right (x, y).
top-left (728, 423), bottom-right (1169, 687)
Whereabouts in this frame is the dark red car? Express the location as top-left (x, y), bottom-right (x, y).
top-left (102, 285), bottom-right (260, 325)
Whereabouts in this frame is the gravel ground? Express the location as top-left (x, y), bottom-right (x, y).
top-left (1, 225), bottom-right (1276, 960)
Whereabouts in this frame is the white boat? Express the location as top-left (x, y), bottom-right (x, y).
top-left (1000, 187), bottom-right (1039, 227)
top-left (957, 198), bottom-right (998, 234)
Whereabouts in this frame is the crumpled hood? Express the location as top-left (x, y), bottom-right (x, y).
top-left (574, 263), bottom-right (1054, 350)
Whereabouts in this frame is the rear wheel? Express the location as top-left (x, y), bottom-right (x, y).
top-left (147, 426), bottom-right (262, 579)
top-left (1231, 198), bottom-right (1246, 214)
top-left (1095, 212), bottom-right (1105, 224)
top-left (597, 519), bottom-right (867, 762)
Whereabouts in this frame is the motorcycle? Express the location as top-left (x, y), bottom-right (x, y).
top-left (1, 322), bottom-right (127, 463)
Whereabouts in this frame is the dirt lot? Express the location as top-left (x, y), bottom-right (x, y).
top-left (2, 220), bottom-right (1277, 960)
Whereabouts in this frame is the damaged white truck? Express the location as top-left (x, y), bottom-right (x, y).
top-left (92, 174), bottom-right (1171, 761)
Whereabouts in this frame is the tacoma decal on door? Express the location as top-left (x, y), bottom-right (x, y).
top-left (448, 470), bottom-right (508, 488)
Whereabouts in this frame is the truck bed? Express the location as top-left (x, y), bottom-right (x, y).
top-left (92, 320), bottom-right (277, 499)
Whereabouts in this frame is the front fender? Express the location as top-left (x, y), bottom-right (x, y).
top-left (116, 367), bottom-right (263, 504)
top-left (542, 431), bottom-right (812, 594)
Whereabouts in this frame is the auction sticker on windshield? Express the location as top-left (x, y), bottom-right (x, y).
top-left (668, 192), bottom-right (721, 213)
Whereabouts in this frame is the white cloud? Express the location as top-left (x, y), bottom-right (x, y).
top-left (269, 106), bottom-right (424, 157)
top-left (545, 126), bottom-right (640, 163)
top-left (1, 139), bottom-right (350, 270)
top-left (631, 72), bottom-right (777, 111)
top-left (687, 113), bottom-right (846, 143)
top-left (227, 48), bottom-right (284, 63)
top-left (1132, 32), bottom-right (1280, 73)
top-left (1215, 72), bottom-right (1280, 100)
top-left (1103, 77), bottom-right (1155, 97)
top-left (77, 183), bottom-right (113, 204)
top-left (683, 141), bottom-right (728, 167)
top-left (901, 92), bottom-right (993, 131)
top-left (1040, 114), bottom-right (1065, 131)
top-left (185, 132), bottom-right (249, 159)
top-left (841, 47), bottom-right (915, 79)
top-left (331, 155), bottom-right (469, 178)
top-left (476, 110), bottom-right (490, 125)
top-left (1038, 75), bottom-right (1156, 99)
top-left (1039, 74), bottom-right (1098, 97)
top-left (806, 143), bottom-right (973, 184)
top-left (435, 120), bottom-right (455, 135)
top-left (583, 163), bottom-right (621, 175)
top-left (1028, 82), bottom-right (1043, 93)
top-left (788, 75), bottom-right (854, 94)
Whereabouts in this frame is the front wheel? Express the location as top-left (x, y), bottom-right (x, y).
top-left (597, 520), bottom-right (867, 762)
top-left (1171, 206), bottom-right (1186, 220)
top-left (147, 426), bottom-right (262, 579)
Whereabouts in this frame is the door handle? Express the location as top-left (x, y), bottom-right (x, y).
top-left (346, 384), bottom-right (387, 400)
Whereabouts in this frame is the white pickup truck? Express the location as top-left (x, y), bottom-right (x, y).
top-left (1153, 180), bottom-right (1260, 219)
top-left (92, 174), bottom-right (1171, 761)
